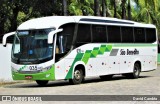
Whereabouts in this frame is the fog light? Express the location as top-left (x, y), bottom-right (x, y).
top-left (46, 74), bottom-right (50, 78)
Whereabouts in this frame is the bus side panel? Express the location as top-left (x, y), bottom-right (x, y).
top-left (55, 59), bottom-right (66, 80)
top-left (142, 56), bottom-right (157, 71)
top-left (107, 56), bottom-right (120, 74)
top-left (84, 57), bottom-right (108, 77)
top-left (114, 45), bottom-right (157, 73)
top-left (55, 43), bottom-right (157, 80)
top-left (141, 46), bottom-right (157, 71)
top-left (119, 56), bottom-right (134, 74)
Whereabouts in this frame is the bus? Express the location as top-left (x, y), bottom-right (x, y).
top-left (3, 16), bottom-right (157, 86)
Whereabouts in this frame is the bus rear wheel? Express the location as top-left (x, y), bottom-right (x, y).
top-left (36, 80), bottom-right (49, 86)
top-left (69, 69), bottom-right (84, 85)
top-left (124, 63), bottom-right (141, 79)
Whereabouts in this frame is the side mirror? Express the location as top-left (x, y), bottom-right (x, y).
top-left (48, 29), bottom-right (63, 44)
top-left (3, 31), bottom-right (15, 47)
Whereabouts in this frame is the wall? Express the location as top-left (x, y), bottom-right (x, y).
top-left (0, 44), bottom-right (12, 81)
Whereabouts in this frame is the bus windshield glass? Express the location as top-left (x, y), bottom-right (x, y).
top-left (12, 28), bottom-right (55, 64)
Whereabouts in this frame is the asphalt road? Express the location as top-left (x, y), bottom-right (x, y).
top-left (0, 66), bottom-right (160, 104)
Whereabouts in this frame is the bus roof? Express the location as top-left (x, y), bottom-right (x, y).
top-left (17, 16), bottom-right (156, 30)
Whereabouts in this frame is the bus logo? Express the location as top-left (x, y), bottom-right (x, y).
top-left (2, 96), bottom-right (11, 101)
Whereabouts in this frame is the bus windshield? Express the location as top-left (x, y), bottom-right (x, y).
top-left (12, 28), bottom-right (55, 64)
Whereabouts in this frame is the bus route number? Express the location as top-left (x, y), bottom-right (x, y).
top-left (29, 66), bottom-right (37, 71)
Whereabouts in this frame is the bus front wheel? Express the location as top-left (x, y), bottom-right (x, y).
top-left (69, 69), bottom-right (84, 85)
top-left (36, 80), bottom-right (49, 86)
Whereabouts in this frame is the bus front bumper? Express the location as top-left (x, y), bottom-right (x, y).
top-left (12, 66), bottom-right (55, 80)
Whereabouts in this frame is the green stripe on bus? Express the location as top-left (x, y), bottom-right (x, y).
top-left (82, 50), bottom-right (92, 64)
top-left (106, 45), bottom-right (112, 51)
top-left (18, 65), bottom-right (27, 71)
top-left (52, 65), bottom-right (55, 80)
top-left (82, 45), bottom-right (113, 64)
top-left (65, 53), bottom-right (84, 79)
top-left (91, 47), bottom-right (99, 58)
top-left (65, 45), bottom-right (113, 79)
top-left (114, 44), bottom-right (157, 47)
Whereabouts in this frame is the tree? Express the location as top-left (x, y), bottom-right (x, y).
top-left (132, 0), bottom-right (160, 36)
top-left (0, 0), bottom-right (8, 34)
top-left (134, 0), bottom-right (159, 24)
top-left (94, 0), bottom-right (100, 16)
top-left (109, 0), bottom-right (121, 18)
top-left (102, 0), bottom-right (106, 17)
top-left (69, 0), bottom-right (93, 16)
top-left (62, 0), bottom-right (68, 16)
top-left (121, 0), bottom-right (127, 19)
top-left (113, 0), bottom-right (117, 18)
top-left (127, 0), bottom-right (131, 20)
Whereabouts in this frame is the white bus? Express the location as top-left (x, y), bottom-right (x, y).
top-left (3, 16), bottom-right (157, 86)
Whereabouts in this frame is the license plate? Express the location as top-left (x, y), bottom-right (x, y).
top-left (25, 75), bottom-right (33, 79)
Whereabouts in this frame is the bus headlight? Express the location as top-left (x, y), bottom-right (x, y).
top-left (40, 66), bottom-right (52, 72)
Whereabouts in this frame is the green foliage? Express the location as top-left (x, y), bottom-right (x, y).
top-left (132, 0), bottom-right (160, 36)
top-left (69, 0), bottom-right (94, 15)
top-left (17, 12), bottom-right (26, 26)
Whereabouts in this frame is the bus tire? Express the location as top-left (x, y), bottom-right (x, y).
top-left (100, 75), bottom-right (113, 80)
top-left (69, 68), bottom-right (84, 85)
top-left (36, 80), bottom-right (49, 86)
top-left (124, 63), bottom-right (141, 79)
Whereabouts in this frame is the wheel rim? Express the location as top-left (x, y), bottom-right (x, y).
top-left (74, 70), bottom-right (81, 81)
top-left (134, 66), bottom-right (139, 76)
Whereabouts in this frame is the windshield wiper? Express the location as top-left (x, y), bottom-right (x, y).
top-left (17, 53), bottom-right (41, 64)
top-left (33, 53), bottom-right (41, 64)
top-left (17, 53), bottom-right (21, 64)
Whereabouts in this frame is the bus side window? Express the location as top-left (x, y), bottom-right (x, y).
top-left (77, 24), bottom-right (91, 43)
top-left (58, 23), bottom-right (75, 52)
top-left (121, 27), bottom-right (134, 43)
top-left (92, 25), bottom-right (107, 43)
top-left (107, 26), bottom-right (121, 43)
top-left (55, 35), bottom-right (67, 62)
top-left (134, 28), bottom-right (145, 43)
top-left (146, 28), bottom-right (156, 43)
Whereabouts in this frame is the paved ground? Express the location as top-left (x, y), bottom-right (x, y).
top-left (0, 66), bottom-right (160, 104)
